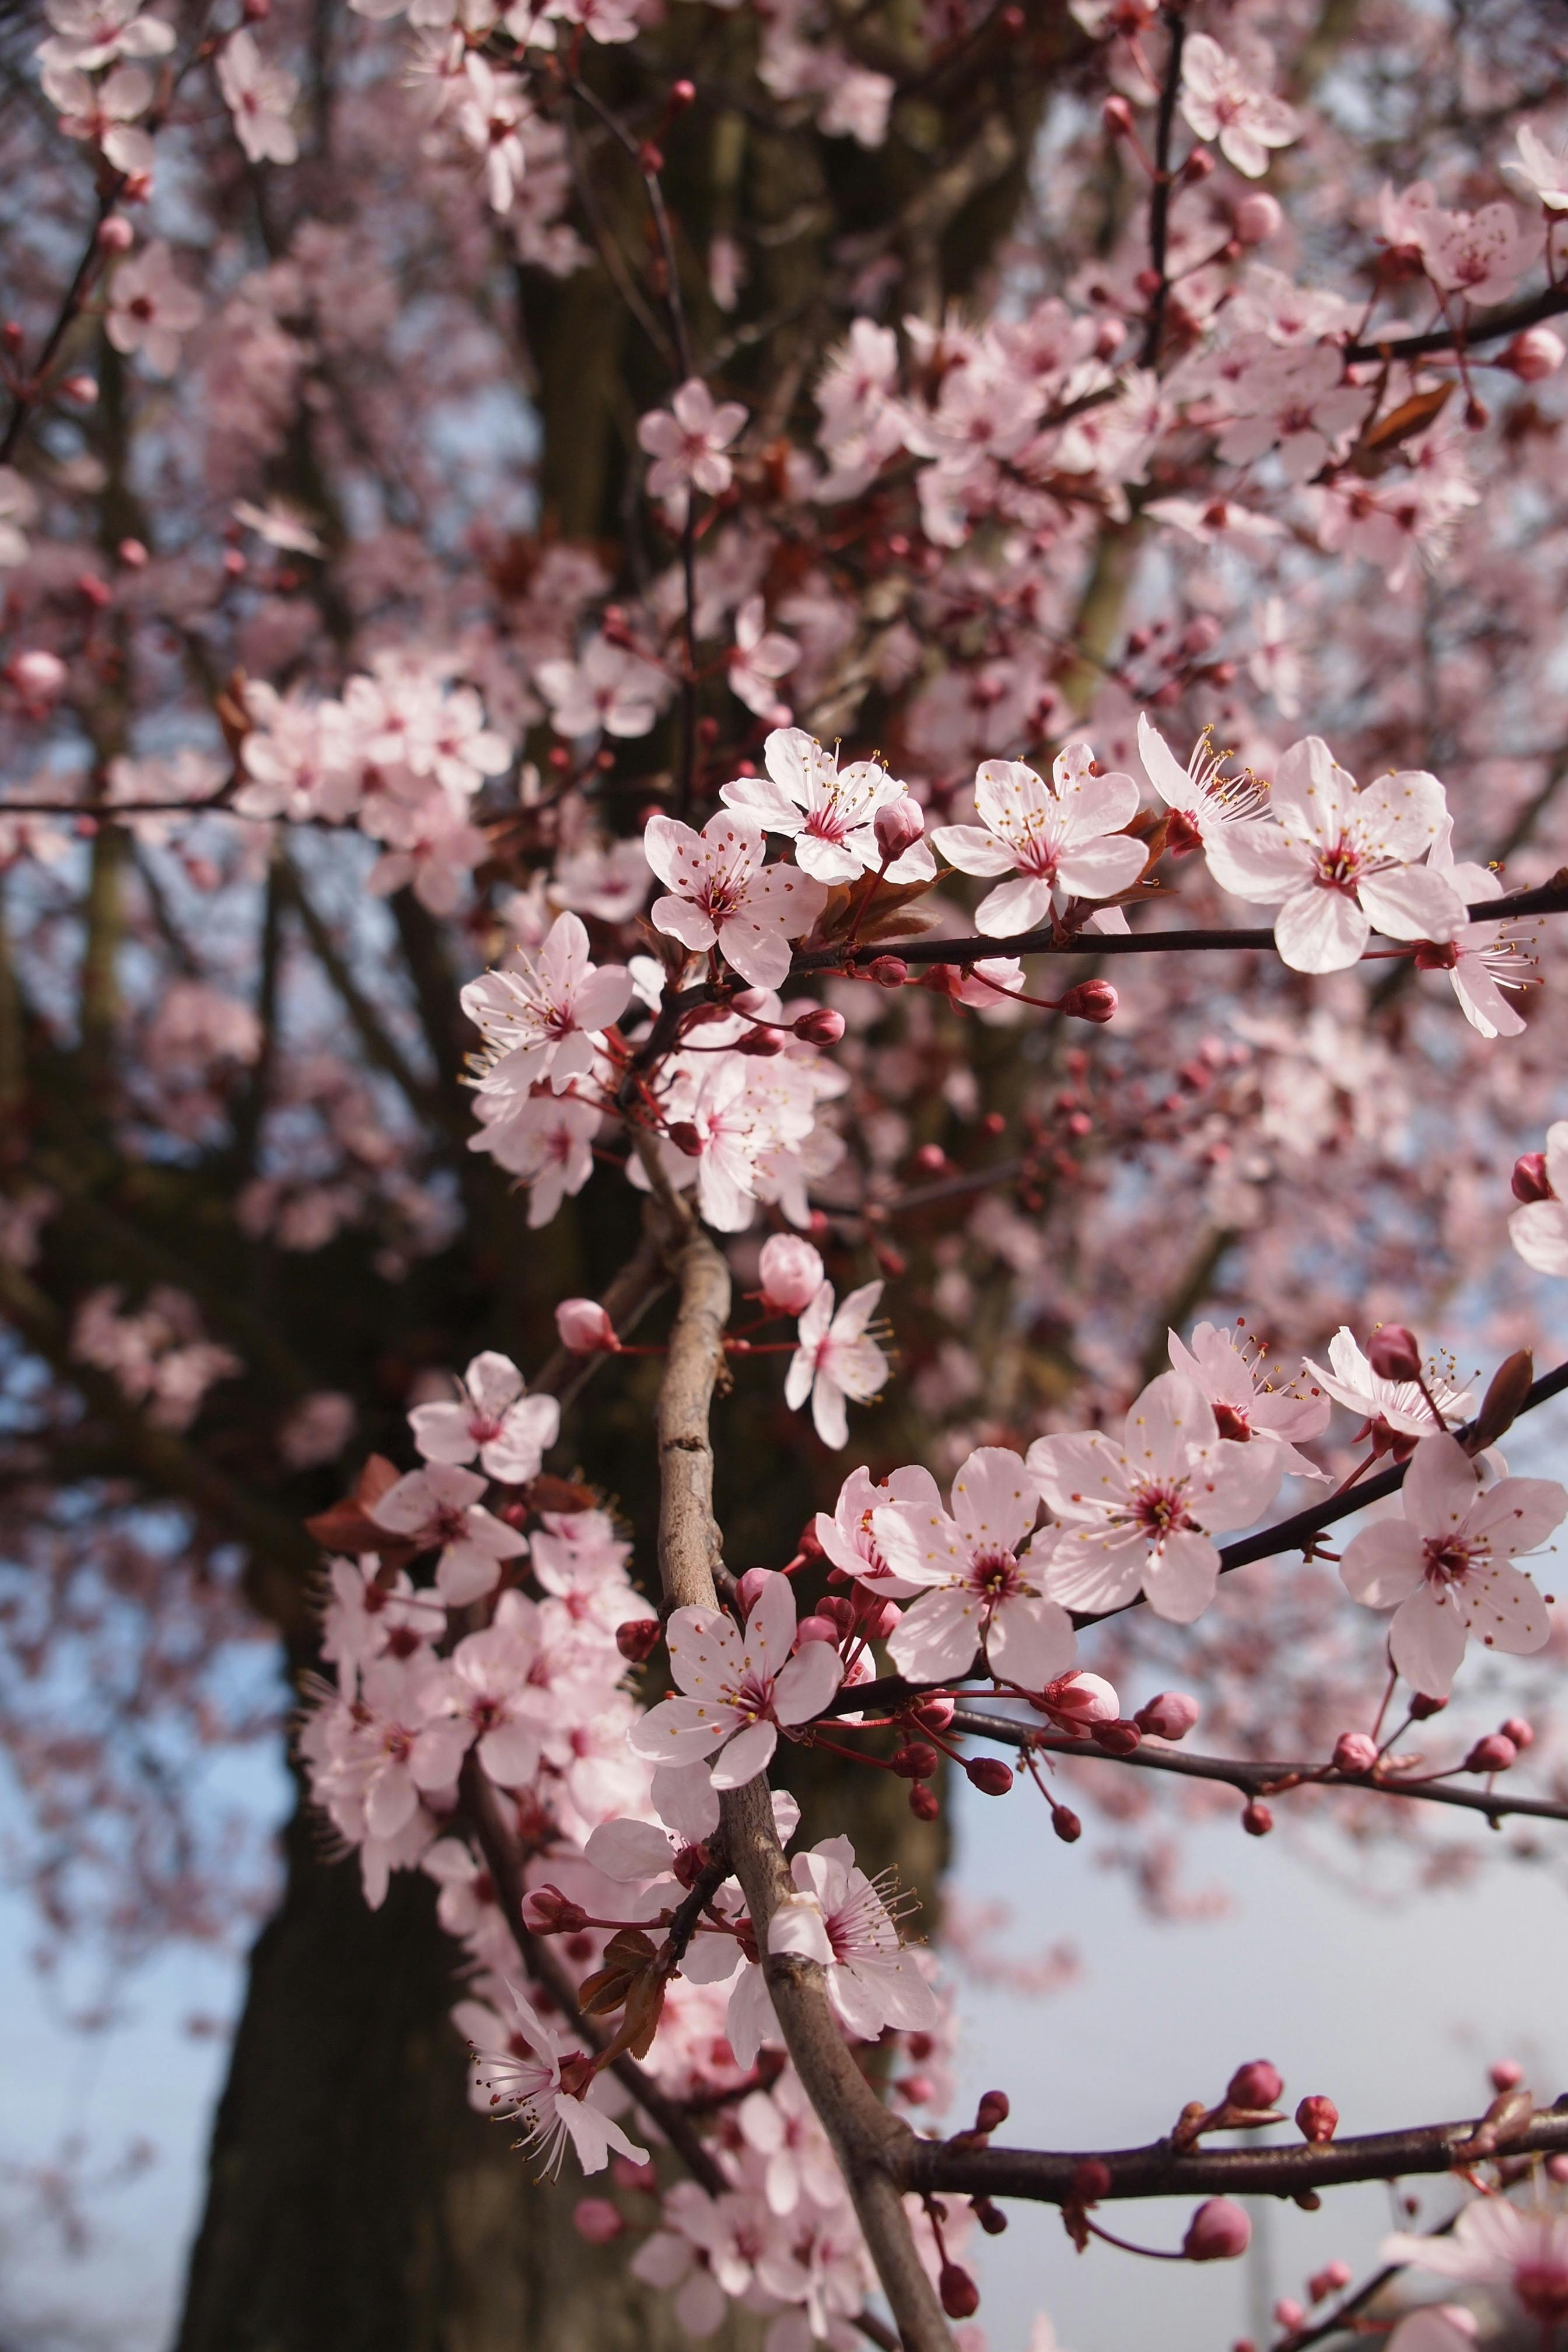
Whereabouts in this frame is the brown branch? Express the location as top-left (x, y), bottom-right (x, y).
top-left (1345, 278), bottom-right (1568, 366)
top-left (1139, 6), bottom-right (1189, 370)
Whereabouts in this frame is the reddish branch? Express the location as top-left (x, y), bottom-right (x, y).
top-left (1138, 5), bottom-right (1189, 370)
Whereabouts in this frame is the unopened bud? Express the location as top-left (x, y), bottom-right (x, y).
top-left (97, 215), bottom-right (134, 252)
top-left (909, 1782), bottom-right (940, 1820)
top-left (965, 1756), bottom-right (1014, 1796)
top-left (117, 537), bottom-right (148, 569)
top-left (615, 1618), bottom-right (661, 1664)
top-left (892, 1742), bottom-right (939, 1780)
top-left (1503, 327), bottom-right (1565, 381)
top-left (1490, 2057), bottom-right (1524, 2091)
top-left (1465, 1732), bottom-right (1517, 1774)
top-left (1241, 1799), bottom-right (1273, 1836)
top-left (912, 1143), bottom-right (949, 1175)
top-left (758, 1233), bottom-right (825, 1317)
top-left (666, 1121), bottom-right (704, 1157)
top-left (974, 2089), bottom-right (1010, 2134)
top-left (1308, 2260), bottom-right (1352, 2300)
top-left (60, 372), bottom-right (96, 404)
top-left (1058, 979), bottom-right (1119, 1024)
top-left (1070, 2160), bottom-right (1112, 2205)
top-left (1227, 2060), bottom-right (1283, 2110)
top-left (796, 1613), bottom-right (840, 1646)
top-left (874, 794), bottom-right (926, 863)
top-left (914, 1695), bottom-right (954, 1730)
top-left (1332, 1731), bottom-right (1379, 1774)
top-left (1233, 192), bottom-right (1282, 246)
top-left (556, 1297), bottom-right (619, 1353)
top-left (573, 2198), bottom-right (624, 2244)
top-left (612, 2155), bottom-right (658, 2192)
top-left (1512, 1150), bottom-right (1554, 1203)
top-left (1184, 2199), bottom-right (1251, 2262)
top-left (793, 1006), bottom-right (845, 1045)
top-left (1502, 1716), bottom-right (1535, 1749)
top-left (1296, 2095), bottom-right (1339, 2144)
top-left (1547, 2154), bottom-right (1568, 2184)
top-left (1102, 93), bottom-right (1135, 136)
top-left (737, 1026), bottom-right (785, 1056)
top-left (8, 649), bottom-right (66, 699)
top-left (523, 1885), bottom-right (587, 1933)
top-left (939, 2264), bottom-right (979, 2320)
top-left (669, 76), bottom-right (696, 107)
top-left (1135, 1691), bottom-right (1199, 1741)
top-left (1181, 145), bottom-right (1216, 182)
top-left (1409, 1691), bottom-right (1448, 1720)
top-left (1366, 1324), bottom-right (1422, 1381)
top-left (972, 2194), bottom-right (1009, 2235)
top-left (1051, 1803), bottom-right (1082, 1844)
top-left (868, 956), bottom-right (909, 987)
top-left (734, 1567), bottom-right (772, 1623)
top-left (1274, 2301), bottom-right (1306, 2333)
top-left (1091, 1718), bottom-right (1142, 1755)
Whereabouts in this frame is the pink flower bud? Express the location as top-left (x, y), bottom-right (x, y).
top-left (670, 75), bottom-right (696, 106)
top-left (556, 1297), bottom-right (619, 1353)
top-left (1502, 1715), bottom-right (1535, 1749)
top-left (1465, 1732), bottom-right (1517, 1774)
top-left (1227, 2060), bottom-right (1283, 2110)
top-left (868, 956), bottom-right (909, 987)
top-left (734, 1567), bottom-right (772, 1623)
top-left (759, 1233), bottom-right (825, 1315)
top-left (523, 1885), bottom-right (587, 1933)
top-left (939, 2264), bottom-right (979, 2319)
top-left (965, 1756), bottom-right (1014, 1796)
top-left (1052, 1803), bottom-right (1082, 1843)
top-left (1366, 1324), bottom-right (1422, 1380)
top-left (1184, 2199), bottom-right (1251, 2261)
top-left (1058, 979), bottom-right (1119, 1024)
top-left (1503, 326), bottom-right (1566, 381)
top-left (117, 537), bottom-right (148, 569)
top-left (793, 1006), bottom-right (846, 1045)
top-left (1273, 2302), bottom-right (1306, 2332)
top-left (1181, 145), bottom-right (1216, 182)
top-left (1102, 94), bottom-right (1135, 135)
top-left (1091, 1718), bottom-right (1142, 1755)
top-left (1241, 1800), bottom-right (1273, 1836)
top-left (573, 2199), bottom-right (624, 2244)
top-left (874, 794), bottom-right (926, 862)
top-left (892, 1742), bottom-right (939, 1780)
top-left (60, 372), bottom-right (97, 404)
top-left (1233, 192), bottom-right (1283, 245)
top-left (8, 649), bottom-right (66, 699)
top-left (1296, 2095), bottom-right (1339, 2144)
top-left (1490, 2057), bottom-right (1524, 2092)
top-left (1332, 1731), bottom-right (1379, 1774)
top-left (1039, 1671), bottom-right (1120, 1726)
top-left (914, 1694), bottom-right (954, 1730)
top-left (1513, 1152), bottom-right (1555, 1203)
top-left (909, 1782), bottom-right (940, 1820)
top-left (1134, 1692), bottom-right (1199, 1741)
top-left (611, 2156), bottom-right (658, 2192)
top-left (615, 1618), bottom-right (661, 1664)
top-left (796, 1613), bottom-right (840, 1645)
top-left (97, 215), bottom-right (134, 252)
top-left (912, 1143), bottom-right (949, 1176)
top-left (737, 1027), bottom-right (785, 1056)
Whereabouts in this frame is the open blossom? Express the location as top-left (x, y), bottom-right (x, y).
top-left (1383, 2198), bottom-right (1568, 2325)
top-left (457, 55), bottom-right (531, 212)
top-left (38, 0), bottom-right (174, 71)
top-left (643, 812), bottom-right (829, 990)
top-left (106, 240), bottom-right (201, 376)
top-left (1136, 714), bottom-right (1270, 877)
top-left (536, 637), bottom-right (667, 740)
top-left (728, 596), bottom-right (799, 723)
top-left (785, 1280), bottom-right (887, 1449)
top-left (931, 743), bottom-right (1146, 935)
top-left (1504, 124), bottom-right (1568, 211)
top-left (766, 1835), bottom-right (939, 2042)
top-left (1511, 1120), bottom-right (1568, 1275)
top-left (629, 1569), bottom-right (844, 1790)
top-left (460, 912), bottom-right (632, 1094)
top-left (408, 1349), bottom-right (560, 1483)
top-left (1340, 1434), bottom-right (1564, 1696)
top-left (422, 1623), bottom-right (542, 1787)
top-left (636, 379), bottom-right (747, 520)
top-left (1179, 33), bottom-right (1301, 177)
top-left (1303, 1326), bottom-right (1471, 1441)
top-left (1029, 1374), bottom-right (1284, 1622)
top-left (1204, 736), bottom-right (1466, 974)
top-left (369, 1460), bottom-right (527, 1605)
top-left (1167, 1321), bottom-right (1329, 1479)
top-left (722, 727), bottom-right (935, 886)
top-left (42, 57), bottom-right (155, 173)
top-left (1419, 819), bottom-right (1532, 1040)
top-left (467, 1093), bottom-right (600, 1226)
top-left (1214, 342), bottom-right (1364, 482)
top-left (816, 1465), bottom-right (937, 1597)
top-left (216, 27), bottom-right (299, 164)
top-left (461, 1983), bottom-right (648, 2175)
top-left (872, 1448), bottom-right (1077, 1688)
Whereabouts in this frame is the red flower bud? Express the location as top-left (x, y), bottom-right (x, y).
top-left (909, 1783), bottom-right (940, 1821)
top-left (734, 1567), bottom-right (772, 1623)
top-left (1051, 1803), bottom-right (1082, 1844)
top-left (1466, 1732), bottom-right (1517, 1774)
top-left (1134, 1692), bottom-right (1200, 1741)
top-left (1409, 1691), bottom-right (1448, 1720)
top-left (1502, 1716), bottom-right (1535, 1749)
top-left (974, 2089), bottom-right (1010, 2133)
top-left (1366, 1324), bottom-right (1422, 1381)
top-left (573, 2198), bottom-right (624, 2245)
top-left (1091, 1718), bottom-right (1142, 1755)
top-left (523, 1885), bottom-right (587, 1933)
top-left (1058, 979), bottom-right (1119, 1024)
top-left (912, 1143), bottom-right (949, 1175)
top-left (1226, 2061), bottom-right (1283, 2110)
top-left (793, 1006), bottom-right (846, 1045)
top-left (965, 1757), bottom-right (1014, 1796)
top-left (1309, 2260), bottom-right (1352, 2300)
top-left (1070, 2159), bottom-right (1112, 2204)
top-left (1296, 2095), bottom-right (1339, 2144)
top-left (1503, 326), bottom-right (1565, 381)
top-left (1102, 94), bottom-right (1135, 135)
top-left (796, 1613), bottom-right (840, 1646)
top-left (973, 2195), bottom-right (1009, 2235)
top-left (666, 1121), bottom-right (704, 1157)
top-left (892, 1742), bottom-right (940, 1780)
top-left (669, 76), bottom-right (696, 107)
top-left (1184, 2199), bottom-right (1251, 2261)
top-left (1332, 1731), bottom-right (1379, 1774)
top-left (939, 2264), bottom-right (979, 2319)
top-left (1241, 1800), bottom-right (1273, 1836)
top-left (1513, 1151), bottom-right (1555, 1203)
top-left (615, 1618), bottom-right (661, 1664)
top-left (868, 956), bottom-right (909, 987)
top-left (914, 1695), bottom-right (955, 1730)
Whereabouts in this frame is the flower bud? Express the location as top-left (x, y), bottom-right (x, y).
top-left (1502, 1715), bottom-right (1535, 1749)
top-left (965, 1756), bottom-right (1014, 1796)
top-left (1366, 1324), bottom-right (1422, 1381)
top-left (737, 1026), bottom-right (785, 1056)
top-left (1181, 145), bottom-right (1216, 182)
top-left (523, 1885), bottom-right (587, 1933)
top-left (864, 1598), bottom-right (902, 1641)
top-left (1503, 326), bottom-right (1566, 381)
top-left (1490, 2057), bottom-right (1524, 2091)
top-left (670, 76), bottom-right (696, 106)
top-left (914, 1694), bottom-right (954, 1730)
top-left (1332, 1731), bottom-right (1379, 1774)
top-left (867, 956), bottom-right (909, 987)
top-left (1102, 93), bottom-right (1135, 136)
top-left (793, 1006), bottom-right (846, 1045)
top-left (117, 537), bottom-right (148, 569)
top-left (909, 1782), bottom-right (940, 1820)
top-left (1273, 2301), bottom-right (1306, 2332)
top-left (796, 1613), bottom-right (840, 1646)
top-left (8, 649), bottom-right (67, 699)
top-left (615, 1618), bottom-right (661, 1664)
top-left (1409, 1690), bottom-right (1448, 1720)
top-left (1308, 2261), bottom-right (1352, 2300)
top-left (892, 1742), bottom-right (939, 1780)
top-left (1051, 1803), bottom-right (1082, 1844)
top-left (1134, 1691), bottom-right (1199, 1741)
top-left (1465, 1732), bottom-right (1517, 1774)
top-left (1184, 2199), bottom-right (1251, 2261)
top-left (1296, 2095), bottom-right (1339, 2144)
top-left (60, 372), bottom-right (97, 404)
top-left (1233, 191), bottom-right (1282, 245)
top-left (1091, 1718), bottom-right (1142, 1755)
top-left (573, 2198), bottom-right (624, 2244)
top-left (734, 1567), bottom-right (772, 1623)
top-left (1512, 1151), bottom-right (1554, 1203)
top-left (666, 1121), bottom-right (704, 1157)
top-left (874, 794), bottom-right (926, 863)
top-left (612, 2156), bottom-right (658, 2193)
top-left (1070, 2158), bottom-right (1112, 2203)
top-left (97, 215), bottom-right (134, 252)
top-left (1227, 2060), bottom-right (1283, 2110)
top-left (973, 2194), bottom-right (1009, 2235)
top-left (912, 1143), bottom-right (949, 1177)
top-left (975, 2088), bottom-right (1010, 2133)
top-left (1058, 979), bottom-right (1119, 1024)
top-left (1241, 1799), bottom-right (1273, 1836)
top-left (939, 2264), bottom-right (979, 2319)
top-left (556, 1297), bottom-right (619, 1353)
top-left (758, 1233), bottom-right (825, 1316)
top-left (1038, 1671), bottom-right (1120, 1726)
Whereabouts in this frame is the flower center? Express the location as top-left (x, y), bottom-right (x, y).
top-left (968, 1547), bottom-right (1021, 1601)
top-left (1421, 1535), bottom-right (1481, 1587)
top-left (734, 1670), bottom-right (777, 1722)
top-left (1516, 2260), bottom-right (1568, 2322)
top-left (1130, 1479), bottom-right (1192, 1538)
top-left (1313, 838), bottom-right (1363, 892)
top-left (1213, 1402), bottom-right (1251, 1441)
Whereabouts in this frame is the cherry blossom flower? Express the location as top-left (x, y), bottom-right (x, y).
top-left (369, 1460), bottom-right (527, 1604)
top-left (1418, 819), bottom-right (1532, 1039)
top-left (457, 55), bottom-right (531, 212)
top-left (41, 57), bottom-right (156, 173)
top-left (1340, 1433), bottom-right (1564, 1695)
top-left (643, 812), bottom-right (829, 990)
top-left (767, 1835), bottom-right (939, 2041)
top-left (1383, 2314), bottom-right (1476, 2352)
top-left (0, 469), bottom-right (38, 568)
top-left (930, 743), bottom-right (1145, 936)
top-left (1214, 342), bottom-right (1364, 482)
top-left (38, 0), bottom-right (174, 71)
top-left (728, 596), bottom-right (799, 723)
top-left (815, 1465), bottom-right (938, 1597)
top-left (461, 1983), bottom-right (649, 2175)
top-left (1503, 124), bottom-right (1568, 211)
top-left (1418, 202), bottom-right (1534, 306)
top-left (722, 728), bottom-right (935, 886)
top-left (629, 1569), bottom-right (844, 1789)
top-left (785, 1279), bottom-right (888, 1448)
top-left (316, 1653), bottom-right (470, 1839)
top-left (460, 912), bottom-right (632, 1093)
top-left (216, 28), bottom-right (299, 165)
top-left (1248, 595), bottom-right (1303, 719)
top-left (1136, 714), bottom-right (1269, 877)
top-left (1179, 33), bottom-right (1301, 178)
top-left (872, 1447), bottom-right (1077, 1686)
top-left (467, 1093), bottom-right (601, 1226)
top-left (1511, 1121), bottom-right (1568, 1276)
top-left (1029, 1373), bottom-right (1285, 1622)
top-left (106, 240), bottom-right (202, 376)
top-left (422, 1624), bottom-right (543, 1787)
top-left (536, 637), bottom-right (667, 740)
top-left (1302, 1326), bottom-right (1471, 1441)
top-left (1167, 1321), bottom-right (1329, 1479)
top-left (738, 2072), bottom-right (843, 2216)
top-left (637, 380), bottom-right (748, 522)
top-left (320, 1556), bottom-right (442, 1685)
top-left (408, 1349), bottom-right (561, 1483)
top-left (1383, 2197), bottom-right (1568, 2325)
top-left (1204, 737), bottom-right (1466, 973)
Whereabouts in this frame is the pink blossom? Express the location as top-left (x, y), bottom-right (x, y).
top-left (407, 1349), bottom-right (560, 1483)
top-left (467, 1093), bottom-right (600, 1226)
top-left (1214, 342), bottom-right (1364, 483)
top-left (637, 379), bottom-right (748, 520)
top-left (1302, 1326), bottom-right (1471, 1441)
top-left (460, 912), bottom-right (632, 1093)
top-left (873, 1447), bottom-right (1077, 1688)
top-left (722, 727), bottom-right (934, 886)
top-left (457, 56), bottom-right (531, 213)
top-left (1205, 736), bottom-right (1466, 973)
top-left (629, 1569), bottom-right (844, 1789)
top-left (757, 1232), bottom-right (825, 1316)
top-left (1339, 1433), bottom-right (1564, 1696)
top-left (815, 1464), bottom-right (941, 1597)
top-left (1419, 820), bottom-right (1532, 1039)
top-left (368, 1460), bottom-right (527, 1604)
top-left (1504, 125), bottom-right (1568, 211)
top-left (1167, 1320), bottom-right (1328, 1479)
top-left (216, 28), bottom-right (298, 166)
top-left (767, 1834), bottom-right (939, 2041)
top-left (1136, 713), bottom-right (1270, 878)
top-left (1511, 1120), bottom-right (1568, 1275)
top-left (1383, 2199), bottom-right (1568, 2325)
top-left (423, 1624), bottom-right (542, 1787)
top-left (729, 596), bottom-right (799, 723)
top-left (106, 240), bottom-right (201, 376)
top-left (460, 1983), bottom-right (649, 2175)
top-left (38, 0), bottom-right (174, 72)
top-left (1418, 202), bottom-right (1535, 306)
top-left (536, 637), bottom-right (667, 740)
top-left (643, 812), bottom-right (829, 991)
top-left (784, 1279), bottom-right (888, 1448)
top-left (555, 1297), bottom-right (619, 1352)
top-left (1179, 34), bottom-right (1301, 178)
top-left (931, 743), bottom-right (1146, 936)
top-left (1030, 1373), bottom-right (1285, 1622)
top-left (41, 57), bottom-right (156, 174)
